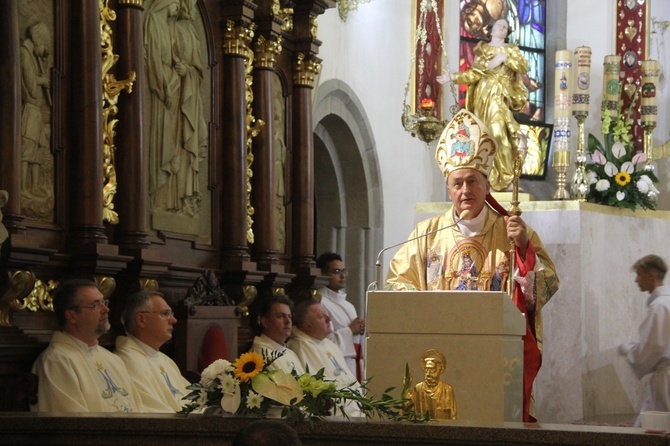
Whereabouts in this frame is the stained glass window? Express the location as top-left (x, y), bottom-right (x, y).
top-left (458, 0), bottom-right (547, 124)
top-left (458, 0), bottom-right (548, 178)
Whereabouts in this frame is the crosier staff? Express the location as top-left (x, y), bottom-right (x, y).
top-left (507, 148), bottom-right (525, 298)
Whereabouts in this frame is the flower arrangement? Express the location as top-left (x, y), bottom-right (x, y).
top-left (585, 91), bottom-right (659, 210)
top-left (180, 350), bottom-right (425, 423)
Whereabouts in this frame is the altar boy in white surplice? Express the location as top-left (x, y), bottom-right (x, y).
top-left (619, 255), bottom-right (670, 425)
top-left (31, 279), bottom-right (142, 412)
top-left (115, 290), bottom-right (191, 412)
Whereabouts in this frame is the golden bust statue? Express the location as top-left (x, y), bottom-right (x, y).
top-left (407, 349), bottom-right (457, 420)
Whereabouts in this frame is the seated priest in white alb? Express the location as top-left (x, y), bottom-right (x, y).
top-left (288, 300), bottom-right (361, 393)
top-left (31, 279), bottom-right (142, 412)
top-left (251, 296), bottom-right (305, 375)
top-left (385, 109), bottom-right (559, 423)
top-left (114, 290), bottom-right (191, 412)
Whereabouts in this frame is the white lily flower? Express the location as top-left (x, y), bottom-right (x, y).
top-left (611, 141), bottom-right (626, 159)
top-left (604, 161), bottom-right (618, 177)
top-left (620, 161), bottom-right (634, 174)
top-left (220, 386), bottom-right (241, 413)
top-left (632, 152), bottom-right (647, 165)
top-left (592, 150), bottom-right (607, 165)
top-left (640, 175), bottom-right (652, 185)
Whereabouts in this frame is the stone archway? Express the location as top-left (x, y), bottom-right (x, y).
top-left (312, 79), bottom-right (382, 312)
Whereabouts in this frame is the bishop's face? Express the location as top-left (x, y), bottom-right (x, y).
top-left (447, 169), bottom-right (490, 219)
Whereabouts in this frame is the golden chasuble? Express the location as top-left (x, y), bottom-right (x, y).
top-left (384, 206), bottom-right (559, 350)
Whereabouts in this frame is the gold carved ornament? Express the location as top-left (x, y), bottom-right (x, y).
top-left (293, 53), bottom-right (321, 88)
top-left (100, 0), bottom-right (136, 224)
top-left (0, 271), bottom-right (37, 327)
top-left (224, 21), bottom-right (265, 245)
top-left (236, 285), bottom-right (258, 317)
top-left (273, 0), bottom-right (294, 32)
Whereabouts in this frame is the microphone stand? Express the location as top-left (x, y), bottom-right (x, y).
top-left (372, 210), bottom-right (470, 291)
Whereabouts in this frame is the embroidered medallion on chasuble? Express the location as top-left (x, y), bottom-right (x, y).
top-left (435, 109), bottom-right (497, 179)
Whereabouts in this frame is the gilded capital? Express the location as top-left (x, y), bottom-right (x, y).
top-left (293, 53), bottom-right (322, 87)
top-left (223, 20), bottom-right (255, 58)
top-left (117, 0), bottom-right (144, 5)
top-left (274, 0), bottom-right (294, 32)
top-left (254, 36), bottom-right (283, 69)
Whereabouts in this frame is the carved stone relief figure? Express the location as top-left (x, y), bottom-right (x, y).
top-left (145, 0), bottom-right (184, 213)
top-left (19, 20), bottom-right (54, 220)
top-left (271, 73), bottom-right (287, 253)
top-left (144, 0), bottom-right (210, 237)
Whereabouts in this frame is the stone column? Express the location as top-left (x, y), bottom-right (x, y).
top-left (114, 0), bottom-right (149, 251)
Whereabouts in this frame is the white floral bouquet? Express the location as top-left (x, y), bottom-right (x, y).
top-left (180, 351), bottom-right (424, 423)
top-left (585, 91), bottom-right (659, 210)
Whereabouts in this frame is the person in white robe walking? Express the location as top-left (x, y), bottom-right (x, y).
top-left (619, 254), bottom-right (670, 424)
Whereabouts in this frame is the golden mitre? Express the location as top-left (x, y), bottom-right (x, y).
top-left (435, 109), bottom-right (497, 178)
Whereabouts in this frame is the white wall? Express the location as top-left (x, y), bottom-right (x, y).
top-left (316, 0), bottom-right (670, 422)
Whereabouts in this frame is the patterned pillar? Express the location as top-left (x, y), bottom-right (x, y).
top-left (114, 0), bottom-right (149, 251)
top-left (616, 0), bottom-right (649, 146)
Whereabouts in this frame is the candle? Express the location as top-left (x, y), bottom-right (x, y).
top-left (602, 55), bottom-right (621, 120)
top-left (554, 50), bottom-right (572, 152)
top-left (572, 46), bottom-right (591, 116)
top-left (640, 60), bottom-right (659, 126)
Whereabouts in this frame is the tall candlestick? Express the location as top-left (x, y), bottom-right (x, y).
top-left (640, 60), bottom-right (659, 172)
top-left (640, 60), bottom-right (659, 126)
top-left (552, 50), bottom-right (572, 200)
top-left (571, 47), bottom-right (591, 201)
top-left (572, 47), bottom-right (591, 116)
top-left (602, 55), bottom-right (621, 120)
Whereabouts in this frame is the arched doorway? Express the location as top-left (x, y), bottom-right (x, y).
top-left (312, 80), bottom-right (382, 313)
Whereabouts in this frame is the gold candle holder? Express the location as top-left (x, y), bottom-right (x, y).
top-left (643, 123), bottom-right (657, 172)
top-left (571, 113), bottom-right (589, 201)
top-left (552, 150), bottom-right (570, 199)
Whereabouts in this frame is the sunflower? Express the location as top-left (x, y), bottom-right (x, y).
top-left (614, 171), bottom-right (631, 186)
top-left (234, 351), bottom-right (265, 381)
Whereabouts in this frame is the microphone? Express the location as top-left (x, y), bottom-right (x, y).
top-left (372, 210), bottom-right (471, 290)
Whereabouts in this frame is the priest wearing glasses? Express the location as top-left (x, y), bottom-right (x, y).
top-left (31, 279), bottom-right (142, 412)
top-left (115, 290), bottom-right (191, 412)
